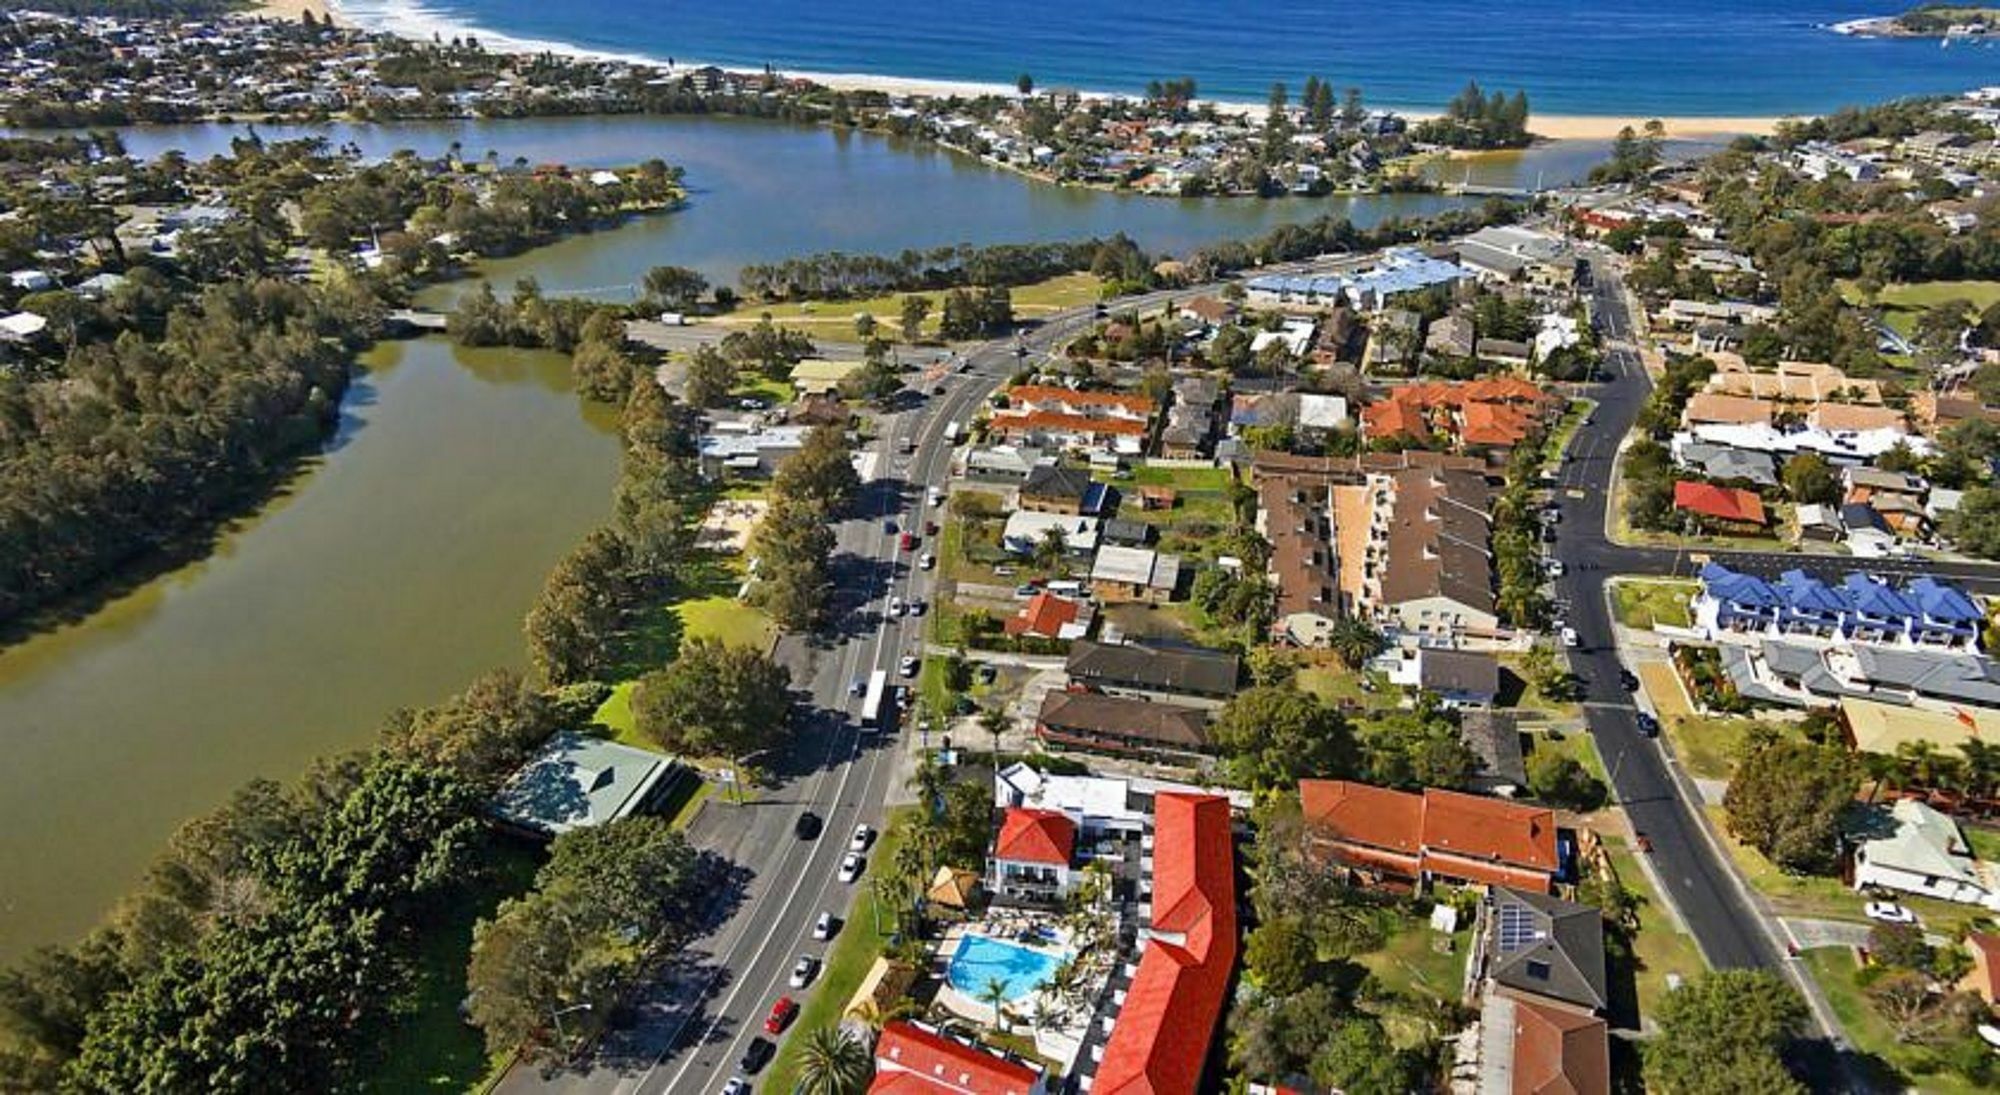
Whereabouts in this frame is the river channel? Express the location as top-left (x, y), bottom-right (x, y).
top-left (0, 111), bottom-right (1591, 958)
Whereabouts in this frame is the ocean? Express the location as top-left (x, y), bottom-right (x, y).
top-left (335, 0), bottom-right (2000, 117)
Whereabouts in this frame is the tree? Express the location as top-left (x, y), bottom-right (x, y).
top-left (1780, 452), bottom-right (1839, 505)
top-left (1723, 739), bottom-right (1856, 874)
top-left (795, 1025), bottom-right (871, 1094)
top-left (1016, 73), bottom-right (1034, 96)
top-left (631, 638), bottom-right (793, 763)
top-left (898, 294), bottom-right (930, 342)
top-left (571, 333), bottom-right (638, 403)
top-left (538, 818), bottom-right (701, 941)
top-left (1643, 969), bottom-right (1806, 1095)
top-left (980, 976), bottom-right (1010, 1032)
top-left (1327, 615), bottom-right (1385, 669)
top-left (1943, 486), bottom-right (2000, 560)
top-left (1032, 525), bottom-right (1069, 573)
top-left (749, 492), bottom-right (837, 630)
top-left (1210, 686), bottom-right (1357, 788)
top-left (683, 344), bottom-right (737, 408)
top-left (378, 669), bottom-right (562, 791)
top-left (1527, 748), bottom-right (1606, 810)
top-left (1866, 921), bottom-right (1932, 972)
top-left (1310, 1017), bottom-right (1421, 1095)
top-left (642, 265), bottom-right (709, 313)
top-left (1243, 914), bottom-right (1319, 995)
top-left (772, 423), bottom-right (861, 513)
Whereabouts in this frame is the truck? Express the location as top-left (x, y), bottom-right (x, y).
top-left (859, 670), bottom-right (890, 732)
top-left (943, 421), bottom-right (962, 444)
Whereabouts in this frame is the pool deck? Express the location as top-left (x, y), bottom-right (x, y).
top-left (931, 914), bottom-right (1099, 1071)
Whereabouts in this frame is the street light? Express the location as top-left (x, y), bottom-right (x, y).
top-left (550, 1002), bottom-right (593, 1056)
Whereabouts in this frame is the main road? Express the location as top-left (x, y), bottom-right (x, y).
top-left (501, 288), bottom-right (1195, 1095)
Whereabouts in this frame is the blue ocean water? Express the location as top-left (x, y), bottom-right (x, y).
top-left (338, 0), bottom-right (1999, 117)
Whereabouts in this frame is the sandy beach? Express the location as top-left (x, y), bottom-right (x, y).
top-left (246, 0), bottom-right (347, 26)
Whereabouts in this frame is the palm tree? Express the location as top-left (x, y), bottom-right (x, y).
top-left (978, 703), bottom-right (1011, 770)
top-left (908, 754), bottom-right (948, 817)
top-left (980, 976), bottom-right (1012, 1033)
top-left (795, 1026), bottom-right (872, 1095)
top-left (1328, 614), bottom-right (1385, 670)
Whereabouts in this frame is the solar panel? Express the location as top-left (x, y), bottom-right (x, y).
top-left (1496, 903), bottom-right (1539, 953)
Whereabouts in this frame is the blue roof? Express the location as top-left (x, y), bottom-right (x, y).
top-left (1700, 562), bottom-right (1781, 608)
top-left (1907, 576), bottom-right (1982, 623)
top-left (1840, 573), bottom-right (1917, 619)
top-left (1840, 502), bottom-right (1887, 533)
top-left (1245, 249), bottom-right (1466, 302)
top-left (1775, 569), bottom-right (1846, 614)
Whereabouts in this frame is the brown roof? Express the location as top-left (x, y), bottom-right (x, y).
top-left (1965, 932), bottom-right (2000, 1001)
top-left (1379, 468), bottom-right (1496, 616)
top-left (1261, 474), bottom-right (1341, 622)
top-left (1682, 391), bottom-right (1774, 427)
top-left (1808, 402), bottom-right (1905, 432)
top-left (1299, 780), bottom-right (1560, 888)
top-left (1509, 996), bottom-right (1610, 1095)
top-left (1423, 787), bottom-right (1559, 871)
top-left (1036, 690), bottom-right (1210, 749)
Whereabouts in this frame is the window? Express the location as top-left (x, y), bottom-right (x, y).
top-left (1525, 959), bottom-right (1552, 981)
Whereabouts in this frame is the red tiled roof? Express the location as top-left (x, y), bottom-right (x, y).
top-left (1360, 379), bottom-right (1551, 449)
top-left (1298, 780), bottom-right (1558, 890)
top-left (1966, 932), bottom-right (2000, 1001)
top-left (1673, 480), bottom-right (1768, 525)
top-left (1005, 592), bottom-right (1081, 638)
top-left (1005, 384), bottom-right (1157, 415)
top-left (1300, 779), bottom-right (1423, 855)
top-left (1510, 997), bottom-right (1610, 1095)
top-left (1093, 793), bottom-right (1236, 1095)
top-left (991, 410), bottom-right (1150, 437)
top-left (994, 808), bottom-right (1075, 866)
top-left (1421, 787), bottom-right (1558, 872)
top-left (871, 1021), bottom-right (1042, 1095)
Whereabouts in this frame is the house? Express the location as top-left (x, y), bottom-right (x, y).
top-left (1090, 793), bottom-right (1236, 1095)
top-left (789, 357), bottom-right (861, 397)
top-left (965, 444), bottom-right (1054, 483)
top-left (1841, 503), bottom-right (1899, 558)
top-left (1161, 374), bottom-right (1222, 457)
top-left (1244, 248), bottom-right (1467, 311)
top-left (1034, 690), bottom-right (1211, 763)
top-left (490, 732), bottom-right (684, 839)
top-left (990, 806), bottom-right (1078, 903)
top-left (1295, 393), bottom-right (1350, 440)
top-left (1258, 471), bottom-right (1347, 646)
top-left (1065, 639), bottom-right (1240, 708)
top-left (1019, 465), bottom-right (1097, 514)
top-left (1361, 377), bottom-right (1554, 452)
top-left (1842, 466), bottom-right (1929, 536)
top-left (1476, 888), bottom-right (1610, 1095)
top-left (1099, 518), bottom-right (1155, 548)
top-left (1705, 357), bottom-right (1884, 404)
top-left (1363, 308), bottom-right (1422, 373)
top-left (1494, 997), bottom-right (1610, 1095)
top-left (1476, 337), bottom-right (1533, 370)
top-left (1004, 592), bottom-right (1093, 641)
top-left (1299, 779), bottom-right (1563, 892)
top-left (1958, 933), bottom-right (2000, 1006)
top-left (0, 312), bottom-right (48, 342)
top-left (1425, 312), bottom-right (1476, 360)
top-left (697, 424), bottom-right (808, 478)
top-left (1693, 563), bottom-right (1983, 649)
top-left (1672, 480), bottom-right (1768, 529)
top-left (990, 385), bottom-right (1156, 455)
top-left (1842, 698), bottom-right (2000, 764)
top-left (1000, 510), bottom-right (1100, 556)
top-left (1089, 545), bottom-right (1182, 603)
top-left (1389, 647), bottom-right (1501, 706)
top-left (870, 1020), bottom-right (1047, 1095)
top-left (1850, 798), bottom-right (2000, 912)
top-left (1669, 438), bottom-right (1778, 488)
top-left (1796, 502), bottom-right (1842, 542)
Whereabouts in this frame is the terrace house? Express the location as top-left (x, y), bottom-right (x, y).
top-left (1299, 780), bottom-right (1563, 893)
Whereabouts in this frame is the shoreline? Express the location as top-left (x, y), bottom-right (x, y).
top-left (256, 0), bottom-right (1791, 142)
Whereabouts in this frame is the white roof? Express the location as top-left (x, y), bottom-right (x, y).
top-left (1296, 393), bottom-right (1349, 430)
top-left (1001, 509), bottom-right (1100, 553)
top-left (1090, 544), bottom-right (1178, 590)
top-left (0, 312), bottom-right (48, 338)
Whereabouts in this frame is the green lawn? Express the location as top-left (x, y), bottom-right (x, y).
top-left (1964, 824), bottom-right (2000, 863)
top-left (1609, 579), bottom-right (1697, 630)
top-left (1297, 663), bottom-right (1398, 715)
top-left (1604, 842), bottom-right (1706, 1024)
top-left (1355, 919), bottom-right (1470, 1005)
top-left (730, 374), bottom-right (795, 407)
top-left (595, 680), bottom-right (642, 745)
top-left (1095, 464), bottom-right (1239, 548)
top-left (1846, 279), bottom-right (2000, 339)
top-left (763, 809), bottom-right (918, 1095)
top-left (713, 272), bottom-right (1102, 341)
top-left (1528, 728), bottom-right (1610, 788)
top-left (1705, 806), bottom-right (1988, 933)
top-left (354, 837), bottom-right (544, 1093)
top-left (1660, 714), bottom-right (1768, 782)
top-left (1494, 653), bottom-right (1584, 718)
top-left (1801, 947), bottom-right (1989, 1095)
top-left (676, 593), bottom-right (775, 649)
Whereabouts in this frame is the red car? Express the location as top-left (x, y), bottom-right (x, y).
top-left (899, 531), bottom-right (917, 551)
top-left (764, 996), bottom-right (799, 1035)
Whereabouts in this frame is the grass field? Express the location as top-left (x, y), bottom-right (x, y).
top-left (676, 593), bottom-right (775, 649)
top-left (1660, 714), bottom-right (1769, 782)
top-left (713, 272), bottom-right (1103, 341)
top-left (1355, 920), bottom-right (1471, 1005)
top-left (1604, 842), bottom-right (1706, 1023)
top-left (1846, 279), bottom-right (2000, 339)
top-left (1801, 947), bottom-right (1988, 1095)
top-left (763, 808), bottom-right (917, 1095)
top-left (1609, 579), bottom-right (1697, 630)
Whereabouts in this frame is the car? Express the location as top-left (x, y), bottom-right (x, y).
top-left (1014, 583), bottom-right (1039, 597)
top-left (1560, 627), bottom-right (1580, 649)
top-left (978, 664), bottom-right (998, 683)
top-left (722, 1078), bottom-right (750, 1095)
top-left (929, 488), bottom-right (946, 507)
top-left (1618, 669), bottom-right (1640, 692)
top-left (908, 598), bottom-right (927, 616)
top-left (737, 397), bottom-right (765, 410)
top-left (900, 655), bottom-right (919, 677)
top-left (899, 531), bottom-right (917, 551)
top-left (887, 596), bottom-right (905, 617)
top-left (1635, 711), bottom-right (1660, 738)
top-left (1865, 901), bottom-right (1918, 925)
top-left (789, 954), bottom-right (820, 988)
top-left (764, 996), bottom-right (798, 1035)
top-left (883, 519), bottom-right (897, 534)
top-left (741, 1036), bottom-right (775, 1074)
top-left (919, 552), bottom-right (936, 570)
top-left (1545, 559), bottom-right (1567, 578)
top-left (851, 823), bottom-right (874, 851)
top-left (993, 565), bottom-right (1018, 577)
top-left (899, 437), bottom-right (916, 454)
top-left (924, 520), bottom-right (939, 536)
top-left (1634, 832), bottom-right (1653, 853)
top-left (849, 676), bottom-right (866, 697)
top-left (1541, 508), bottom-right (1562, 524)
top-left (931, 384), bottom-right (947, 395)
top-left (813, 912), bottom-right (838, 941)
top-left (839, 853), bottom-right (865, 883)
top-left (794, 811), bottom-right (822, 839)
top-left (1540, 525), bottom-right (1558, 544)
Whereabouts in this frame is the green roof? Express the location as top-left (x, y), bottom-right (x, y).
top-left (491, 731), bottom-right (678, 837)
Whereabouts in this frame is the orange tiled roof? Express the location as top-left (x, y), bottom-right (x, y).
top-left (1510, 997), bottom-right (1610, 1095)
top-left (1093, 793), bottom-right (1236, 1095)
top-left (871, 1021), bottom-right (1042, 1095)
top-left (1005, 592), bottom-right (1081, 638)
top-left (1300, 779), bottom-right (1424, 854)
top-left (1966, 933), bottom-right (2000, 1001)
top-left (1421, 787), bottom-right (1558, 872)
top-left (994, 807), bottom-right (1075, 866)
top-left (1005, 384), bottom-right (1157, 414)
top-left (1673, 480), bottom-right (1768, 525)
top-left (1682, 391), bottom-right (1775, 426)
top-left (1299, 780), bottom-right (1559, 887)
top-left (991, 410), bottom-right (1149, 437)
top-left (1361, 379), bottom-right (1551, 448)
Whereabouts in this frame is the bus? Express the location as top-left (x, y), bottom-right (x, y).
top-left (859, 669), bottom-right (890, 732)
top-left (943, 420), bottom-right (962, 444)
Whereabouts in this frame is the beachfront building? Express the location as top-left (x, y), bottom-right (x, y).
top-left (1299, 779), bottom-right (1564, 893)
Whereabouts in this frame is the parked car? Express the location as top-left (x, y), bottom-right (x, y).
top-left (1545, 559), bottom-right (1567, 578)
top-left (1618, 669), bottom-right (1640, 692)
top-left (908, 598), bottom-right (927, 616)
top-left (883, 519), bottom-right (897, 534)
top-left (1865, 901), bottom-right (1918, 925)
top-left (741, 1037), bottom-right (775, 1074)
top-left (763, 997), bottom-right (798, 1035)
top-left (1560, 627), bottom-right (1580, 649)
top-left (929, 487), bottom-right (945, 507)
top-left (722, 1077), bottom-right (750, 1095)
top-left (887, 596), bottom-right (905, 617)
top-left (900, 655), bottom-right (919, 677)
top-left (839, 853), bottom-right (865, 883)
top-left (924, 520), bottom-right (939, 536)
top-left (899, 531), bottom-right (916, 551)
top-left (1635, 712), bottom-right (1660, 738)
top-left (919, 552), bottom-right (936, 570)
top-left (794, 811), bottom-right (821, 839)
top-left (850, 823), bottom-right (874, 851)
top-left (813, 912), bottom-right (838, 941)
top-left (849, 676), bottom-right (866, 697)
top-left (789, 954), bottom-right (820, 988)
top-left (1013, 583), bottom-right (1038, 597)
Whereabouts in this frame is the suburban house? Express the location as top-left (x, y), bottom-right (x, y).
top-left (1364, 308), bottom-right (1423, 373)
top-left (1841, 698), bottom-right (2000, 765)
top-left (490, 732), bottom-right (684, 839)
top-left (990, 806), bottom-right (1079, 904)
top-left (1034, 690), bottom-right (1211, 764)
top-left (1387, 647), bottom-right (1502, 706)
top-left (1361, 468), bottom-right (1501, 646)
top-left (1064, 639), bottom-right (1240, 708)
top-left (1160, 374), bottom-right (1223, 458)
top-left (696, 424), bottom-right (808, 478)
top-left (1004, 591), bottom-right (1093, 641)
top-left (1669, 438), bottom-right (1778, 488)
top-left (1299, 779), bottom-right (1563, 892)
top-left (1960, 933), bottom-right (2000, 1006)
top-left (1426, 312), bottom-right (1477, 360)
top-left (989, 385), bottom-right (1156, 455)
top-left (1000, 510), bottom-right (1101, 557)
top-left (1672, 481), bottom-right (1768, 530)
top-left (788, 357), bottom-right (862, 397)
top-left (1694, 563), bottom-right (1984, 649)
top-left (870, 1019), bottom-right (1047, 1095)
top-left (1842, 466), bottom-right (1930, 537)
top-left (1850, 798), bottom-right (2000, 912)
top-left (1361, 377), bottom-right (1554, 453)
top-left (1019, 465), bottom-right (1100, 514)
top-left (1089, 545), bottom-right (1183, 603)
top-left (1704, 357), bottom-right (1884, 404)
top-left (964, 444), bottom-right (1055, 484)
top-left (1087, 793), bottom-right (1237, 1095)
top-left (1472, 888), bottom-right (1611, 1095)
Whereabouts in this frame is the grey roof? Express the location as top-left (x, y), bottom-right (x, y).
top-left (491, 732), bottom-right (678, 838)
top-left (1675, 441), bottom-right (1778, 488)
top-left (1066, 639), bottom-right (1240, 698)
top-left (1461, 708), bottom-right (1527, 790)
top-left (1022, 464), bottom-right (1095, 500)
top-left (1100, 517), bottom-right (1155, 546)
top-left (1420, 649), bottom-right (1501, 698)
top-left (1851, 646), bottom-right (2000, 706)
top-left (1486, 887), bottom-right (1609, 1013)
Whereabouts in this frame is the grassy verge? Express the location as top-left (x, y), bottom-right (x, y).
top-left (1604, 841), bottom-right (1706, 1022)
top-left (1801, 947), bottom-right (1988, 1095)
top-left (1704, 806), bottom-right (1987, 931)
top-left (1659, 714), bottom-right (1770, 782)
top-left (764, 808), bottom-right (918, 1095)
top-left (1528, 727), bottom-right (1610, 786)
top-left (1494, 653), bottom-right (1585, 718)
top-left (1609, 578), bottom-right (1697, 630)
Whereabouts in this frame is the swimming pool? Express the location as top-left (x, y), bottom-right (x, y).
top-left (946, 933), bottom-right (1068, 1003)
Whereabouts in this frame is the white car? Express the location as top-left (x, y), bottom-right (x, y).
top-left (887, 596), bottom-right (905, 617)
top-left (899, 655), bottom-right (920, 677)
top-left (919, 552), bottom-right (936, 571)
top-left (1546, 559), bottom-right (1566, 578)
top-left (789, 954), bottom-right (820, 988)
top-left (722, 1078), bottom-right (749, 1095)
top-left (907, 598), bottom-right (927, 616)
top-left (1864, 901), bottom-right (1918, 925)
top-left (850, 823), bottom-right (874, 852)
top-left (1560, 627), bottom-right (1580, 649)
top-left (813, 912), bottom-right (837, 941)
top-left (838, 853), bottom-right (865, 883)
top-left (929, 487), bottom-right (945, 507)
